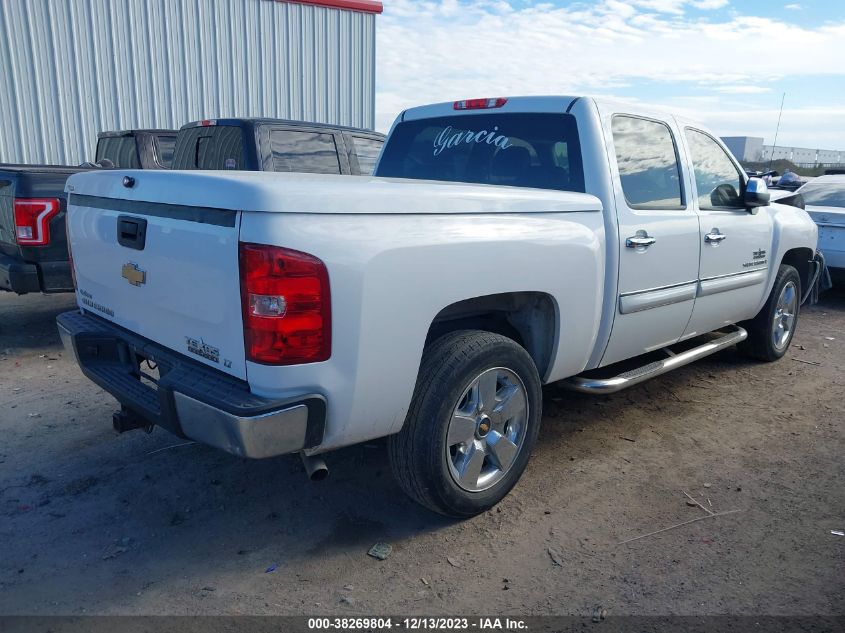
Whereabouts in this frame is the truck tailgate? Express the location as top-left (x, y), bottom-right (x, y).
top-left (67, 193), bottom-right (246, 380)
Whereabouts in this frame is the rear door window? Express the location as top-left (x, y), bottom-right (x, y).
top-left (375, 113), bottom-right (585, 193)
top-left (611, 116), bottom-right (684, 209)
top-left (171, 126), bottom-right (246, 170)
top-left (347, 135), bottom-right (384, 174)
top-left (96, 136), bottom-right (140, 168)
top-left (270, 130), bottom-right (341, 174)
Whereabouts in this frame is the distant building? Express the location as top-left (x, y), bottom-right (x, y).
top-left (722, 137), bottom-right (765, 163)
top-left (721, 136), bottom-right (845, 167)
top-left (0, 0), bottom-right (383, 165)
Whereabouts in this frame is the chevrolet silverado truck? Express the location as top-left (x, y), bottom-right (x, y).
top-left (57, 96), bottom-right (822, 517)
top-left (0, 129), bottom-right (175, 294)
top-left (171, 118), bottom-right (385, 175)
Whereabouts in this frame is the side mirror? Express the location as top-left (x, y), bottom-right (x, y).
top-left (744, 177), bottom-right (770, 208)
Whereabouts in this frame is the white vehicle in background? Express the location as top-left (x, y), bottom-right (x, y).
top-left (58, 96), bottom-right (822, 517)
top-left (792, 175), bottom-right (845, 281)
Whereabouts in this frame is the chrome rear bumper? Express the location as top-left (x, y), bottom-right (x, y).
top-left (57, 310), bottom-right (325, 458)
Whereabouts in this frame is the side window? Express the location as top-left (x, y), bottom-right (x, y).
top-left (685, 129), bottom-right (744, 209)
top-left (611, 116), bottom-right (684, 209)
top-left (348, 136), bottom-right (384, 174)
top-left (270, 130), bottom-right (341, 174)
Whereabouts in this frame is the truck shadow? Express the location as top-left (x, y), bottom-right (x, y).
top-left (2, 287), bottom-right (843, 611)
top-left (0, 292), bottom-right (76, 351)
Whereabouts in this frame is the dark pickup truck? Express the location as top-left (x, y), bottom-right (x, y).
top-left (1, 121), bottom-right (382, 295)
top-left (0, 129), bottom-right (176, 294)
top-left (0, 166), bottom-right (88, 293)
top-left (171, 118), bottom-right (385, 174)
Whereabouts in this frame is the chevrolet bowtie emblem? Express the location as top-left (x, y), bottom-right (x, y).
top-left (121, 262), bottom-right (146, 286)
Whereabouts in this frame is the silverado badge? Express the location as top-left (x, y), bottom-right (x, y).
top-left (121, 262), bottom-right (146, 286)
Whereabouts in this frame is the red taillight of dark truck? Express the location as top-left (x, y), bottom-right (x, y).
top-left (14, 198), bottom-right (60, 246)
top-left (239, 242), bottom-right (331, 365)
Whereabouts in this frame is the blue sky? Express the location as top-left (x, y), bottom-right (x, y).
top-left (376, 0), bottom-right (845, 149)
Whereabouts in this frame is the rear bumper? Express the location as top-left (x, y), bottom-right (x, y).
top-left (57, 310), bottom-right (326, 458)
top-left (0, 252), bottom-right (40, 293)
top-left (0, 253), bottom-right (73, 294)
top-left (817, 224), bottom-right (844, 270)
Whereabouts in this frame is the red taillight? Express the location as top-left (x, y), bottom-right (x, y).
top-left (453, 98), bottom-right (508, 110)
top-left (14, 198), bottom-right (60, 246)
top-left (199, 119), bottom-right (216, 127)
top-left (239, 243), bottom-right (331, 365)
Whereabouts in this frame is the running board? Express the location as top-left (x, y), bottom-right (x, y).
top-left (563, 326), bottom-right (748, 394)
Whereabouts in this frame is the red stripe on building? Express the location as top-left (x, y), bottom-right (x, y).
top-left (280, 0), bottom-right (384, 14)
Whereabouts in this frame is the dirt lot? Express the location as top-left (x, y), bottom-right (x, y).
top-left (0, 289), bottom-right (842, 617)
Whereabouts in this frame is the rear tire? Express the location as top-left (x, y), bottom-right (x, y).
top-left (739, 264), bottom-right (801, 362)
top-left (388, 330), bottom-right (542, 518)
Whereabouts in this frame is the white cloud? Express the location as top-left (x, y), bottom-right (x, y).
top-left (375, 1), bottom-right (845, 147)
top-left (784, 3), bottom-right (803, 9)
top-left (691, 0), bottom-right (730, 9)
top-left (714, 85), bottom-right (773, 94)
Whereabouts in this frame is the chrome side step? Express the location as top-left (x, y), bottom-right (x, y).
top-left (563, 326), bottom-right (748, 394)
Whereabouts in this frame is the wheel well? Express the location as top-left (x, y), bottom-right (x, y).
top-left (781, 247), bottom-right (815, 296)
top-left (425, 292), bottom-right (557, 378)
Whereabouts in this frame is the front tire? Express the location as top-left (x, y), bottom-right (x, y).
top-left (739, 264), bottom-right (801, 362)
top-left (388, 330), bottom-right (542, 518)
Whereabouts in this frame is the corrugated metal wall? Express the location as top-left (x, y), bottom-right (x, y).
top-left (0, 0), bottom-right (376, 165)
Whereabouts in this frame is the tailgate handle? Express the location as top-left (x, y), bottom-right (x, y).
top-left (117, 216), bottom-right (147, 251)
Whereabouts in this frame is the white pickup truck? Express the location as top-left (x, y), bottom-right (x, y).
top-left (58, 96), bottom-right (823, 517)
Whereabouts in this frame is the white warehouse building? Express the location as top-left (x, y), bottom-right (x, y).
top-left (722, 135), bottom-right (844, 167)
top-left (0, 0), bottom-right (381, 165)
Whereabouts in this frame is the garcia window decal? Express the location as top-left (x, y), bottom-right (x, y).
top-left (433, 126), bottom-right (512, 157)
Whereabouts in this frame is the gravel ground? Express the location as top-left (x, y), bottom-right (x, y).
top-left (0, 289), bottom-right (842, 616)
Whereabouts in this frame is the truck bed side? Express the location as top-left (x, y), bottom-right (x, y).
top-left (240, 208), bottom-right (605, 450)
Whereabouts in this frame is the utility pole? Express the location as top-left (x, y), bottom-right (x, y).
top-left (768, 92), bottom-right (786, 171)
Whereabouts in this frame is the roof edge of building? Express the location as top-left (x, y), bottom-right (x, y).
top-left (280, 0), bottom-right (384, 14)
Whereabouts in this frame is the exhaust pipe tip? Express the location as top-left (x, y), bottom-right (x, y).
top-left (300, 452), bottom-right (329, 482)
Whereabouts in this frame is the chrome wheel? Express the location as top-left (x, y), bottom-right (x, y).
top-left (445, 367), bottom-right (529, 492)
top-left (772, 280), bottom-right (798, 351)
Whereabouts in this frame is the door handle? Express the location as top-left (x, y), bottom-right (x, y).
top-left (705, 231), bottom-right (727, 244)
top-left (117, 215), bottom-right (147, 251)
top-left (626, 234), bottom-right (656, 248)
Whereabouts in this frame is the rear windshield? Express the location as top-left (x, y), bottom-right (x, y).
top-left (96, 136), bottom-right (140, 168)
top-left (171, 126), bottom-right (246, 170)
top-left (375, 113), bottom-right (585, 193)
top-left (154, 134), bottom-right (177, 168)
top-left (799, 181), bottom-right (845, 208)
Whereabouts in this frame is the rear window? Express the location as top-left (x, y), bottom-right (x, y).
top-left (611, 116), bottom-right (684, 209)
top-left (171, 126), bottom-right (246, 170)
top-left (154, 135), bottom-right (176, 168)
top-left (96, 136), bottom-right (140, 168)
top-left (270, 130), bottom-right (341, 174)
top-left (375, 113), bottom-right (585, 193)
top-left (799, 181), bottom-right (845, 208)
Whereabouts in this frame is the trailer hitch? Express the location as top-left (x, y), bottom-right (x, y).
top-left (112, 406), bottom-right (154, 434)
